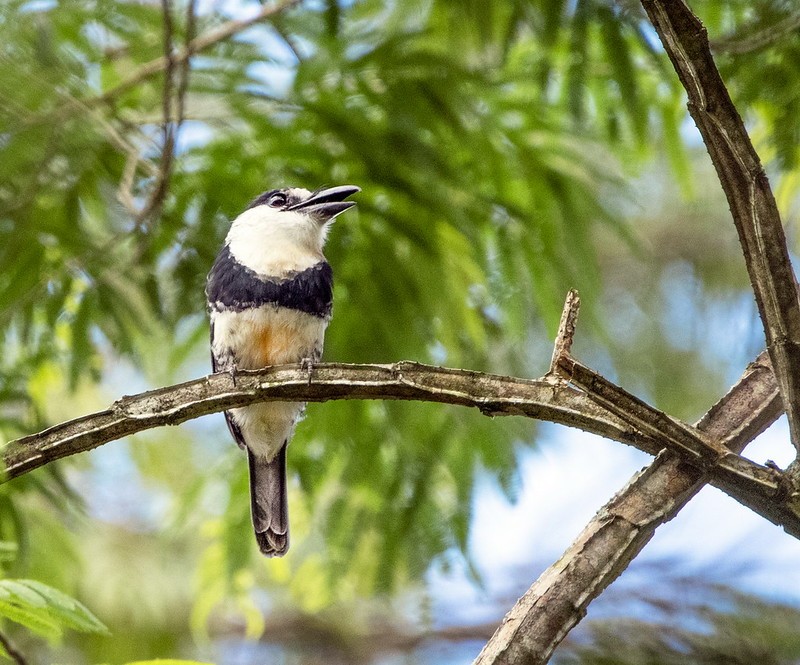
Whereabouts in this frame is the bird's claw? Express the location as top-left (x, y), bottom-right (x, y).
top-left (300, 357), bottom-right (314, 385)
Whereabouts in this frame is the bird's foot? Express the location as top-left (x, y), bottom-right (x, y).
top-left (228, 366), bottom-right (239, 387)
top-left (300, 357), bottom-right (314, 385)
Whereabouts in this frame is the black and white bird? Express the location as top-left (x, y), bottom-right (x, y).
top-left (206, 185), bottom-right (360, 556)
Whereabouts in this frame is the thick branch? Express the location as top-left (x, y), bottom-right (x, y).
top-left (640, 0), bottom-right (800, 456)
top-left (474, 8), bottom-right (800, 656)
top-left (3, 361), bottom-right (799, 538)
top-left (474, 351), bottom-right (782, 665)
top-left (0, 362), bottom-right (638, 478)
top-left (555, 355), bottom-right (796, 529)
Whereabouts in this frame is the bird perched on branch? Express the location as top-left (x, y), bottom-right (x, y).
top-left (206, 185), bottom-right (360, 556)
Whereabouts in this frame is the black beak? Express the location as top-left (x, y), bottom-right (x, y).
top-left (287, 185), bottom-right (361, 221)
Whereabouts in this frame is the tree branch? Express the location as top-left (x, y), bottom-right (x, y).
top-left (93, 0), bottom-right (300, 108)
top-left (548, 288), bottom-right (580, 374)
top-left (640, 0), bottom-right (800, 458)
top-left (2, 292), bottom-right (794, 665)
top-left (133, 0), bottom-right (178, 229)
top-left (473, 350), bottom-right (782, 665)
top-left (474, 7), bottom-right (800, 651)
top-left (554, 354), bottom-right (796, 529)
top-left (133, 0), bottom-right (197, 238)
top-left (2, 360), bottom-right (798, 537)
top-left (24, 0), bottom-right (300, 130)
top-left (0, 362), bottom-right (638, 478)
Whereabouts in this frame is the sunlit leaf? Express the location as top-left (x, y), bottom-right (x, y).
top-left (0, 578), bottom-right (107, 639)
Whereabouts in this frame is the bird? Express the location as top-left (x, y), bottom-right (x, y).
top-left (206, 185), bottom-right (360, 556)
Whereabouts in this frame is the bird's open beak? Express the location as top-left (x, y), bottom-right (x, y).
top-left (287, 185), bottom-right (361, 221)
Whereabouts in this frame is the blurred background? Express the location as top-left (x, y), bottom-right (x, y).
top-left (1, 0), bottom-right (800, 663)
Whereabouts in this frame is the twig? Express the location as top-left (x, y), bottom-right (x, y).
top-left (94, 0), bottom-right (301, 108)
top-left (117, 0), bottom-right (198, 223)
top-left (640, 1), bottom-right (800, 458)
top-left (473, 350), bottom-right (781, 665)
top-left (710, 10), bottom-right (800, 55)
top-left (2, 361), bottom-right (797, 538)
top-left (272, 20), bottom-right (305, 63)
top-left (548, 289), bottom-right (580, 375)
top-left (22, 0), bottom-right (300, 131)
top-left (177, 0), bottom-right (197, 125)
top-left (0, 629), bottom-right (27, 665)
top-left (116, 147), bottom-right (141, 215)
top-left (134, 0), bottom-right (178, 228)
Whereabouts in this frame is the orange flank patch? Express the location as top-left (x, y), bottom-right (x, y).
top-left (216, 306), bottom-right (325, 371)
top-left (247, 322), bottom-right (298, 368)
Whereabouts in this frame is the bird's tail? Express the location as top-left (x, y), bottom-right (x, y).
top-left (247, 445), bottom-right (289, 557)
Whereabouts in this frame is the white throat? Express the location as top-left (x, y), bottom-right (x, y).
top-left (226, 201), bottom-right (329, 277)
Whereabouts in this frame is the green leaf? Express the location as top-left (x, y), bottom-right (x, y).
top-left (0, 578), bottom-right (107, 639)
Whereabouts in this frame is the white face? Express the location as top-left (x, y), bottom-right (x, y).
top-left (225, 188), bottom-right (332, 277)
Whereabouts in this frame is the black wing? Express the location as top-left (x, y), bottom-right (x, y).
top-left (210, 319), bottom-right (247, 450)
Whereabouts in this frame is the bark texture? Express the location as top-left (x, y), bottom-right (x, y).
top-left (641, 0), bottom-right (800, 456)
top-left (473, 351), bottom-right (782, 665)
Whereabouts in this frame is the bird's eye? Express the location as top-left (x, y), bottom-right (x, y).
top-left (268, 193), bottom-right (287, 208)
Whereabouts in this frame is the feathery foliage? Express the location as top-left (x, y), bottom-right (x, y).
top-left (0, 0), bottom-right (798, 661)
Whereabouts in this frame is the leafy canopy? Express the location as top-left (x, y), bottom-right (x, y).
top-left (0, 0), bottom-right (798, 661)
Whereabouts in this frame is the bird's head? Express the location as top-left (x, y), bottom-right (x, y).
top-left (226, 185), bottom-right (360, 276)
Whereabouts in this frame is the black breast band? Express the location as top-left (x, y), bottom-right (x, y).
top-left (206, 244), bottom-right (333, 318)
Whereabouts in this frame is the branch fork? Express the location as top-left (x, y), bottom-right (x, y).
top-left (474, 289), bottom-right (791, 665)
